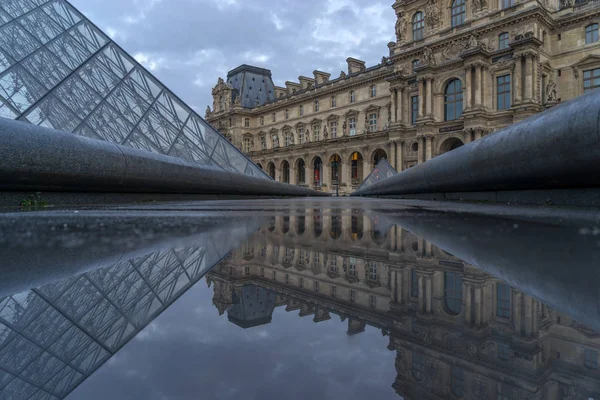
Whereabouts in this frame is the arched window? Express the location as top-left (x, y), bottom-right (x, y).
top-left (451, 366), bottom-right (465, 398)
top-left (370, 85), bottom-right (377, 97)
top-left (444, 272), bottom-right (463, 314)
top-left (314, 99), bottom-right (320, 112)
top-left (412, 353), bottom-right (425, 381)
top-left (444, 79), bottom-right (463, 121)
top-left (451, 0), bottom-right (466, 27)
top-left (586, 23), bottom-right (599, 44)
top-left (281, 161), bottom-right (290, 183)
top-left (350, 90), bottom-right (356, 103)
top-left (313, 157), bottom-right (323, 188)
top-left (242, 136), bottom-right (252, 153)
top-left (350, 152), bottom-right (363, 185)
top-left (413, 12), bottom-right (424, 40)
top-left (297, 159), bottom-right (306, 184)
top-left (498, 32), bottom-right (509, 49)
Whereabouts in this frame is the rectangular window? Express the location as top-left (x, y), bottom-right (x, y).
top-left (496, 283), bottom-right (511, 318)
top-left (501, 0), bottom-right (514, 8)
top-left (350, 91), bottom-right (355, 103)
top-left (315, 281), bottom-right (320, 293)
top-left (260, 116), bottom-right (264, 126)
top-left (587, 24), bottom-right (599, 44)
top-left (349, 117), bottom-right (356, 136)
top-left (285, 109), bottom-right (289, 119)
top-left (371, 85), bottom-right (377, 97)
top-left (298, 127), bottom-right (305, 144)
top-left (243, 137), bottom-right (252, 153)
top-left (330, 257), bottom-right (337, 271)
top-left (272, 271), bottom-right (276, 280)
top-left (260, 267), bottom-right (265, 277)
top-left (350, 289), bottom-right (356, 303)
top-left (331, 285), bottom-right (337, 297)
top-left (368, 113), bottom-right (377, 132)
top-left (284, 132), bottom-right (293, 147)
top-left (584, 68), bottom-right (600, 92)
top-left (244, 118), bottom-right (250, 127)
top-left (330, 121), bottom-right (337, 138)
top-left (299, 277), bottom-right (304, 288)
top-left (314, 100), bottom-right (319, 112)
top-left (368, 262), bottom-right (378, 280)
top-left (498, 343), bottom-right (509, 360)
top-left (412, 59), bottom-right (420, 73)
top-left (285, 273), bottom-right (290, 284)
top-left (370, 295), bottom-right (377, 308)
top-left (299, 105), bottom-right (304, 116)
top-left (272, 113), bottom-right (276, 122)
top-left (260, 136), bottom-right (267, 150)
top-left (313, 125), bottom-right (320, 141)
top-left (331, 95), bottom-right (337, 108)
top-left (245, 266), bottom-right (250, 276)
top-left (411, 268), bottom-right (419, 297)
top-left (349, 258), bottom-right (357, 277)
top-left (586, 348), bottom-right (598, 369)
top-left (497, 75), bottom-right (511, 110)
top-left (411, 95), bottom-right (419, 125)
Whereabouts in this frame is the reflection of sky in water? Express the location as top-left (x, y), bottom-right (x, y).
top-left (69, 279), bottom-right (398, 400)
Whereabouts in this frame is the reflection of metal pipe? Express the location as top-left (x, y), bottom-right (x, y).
top-left (352, 90), bottom-right (600, 197)
top-left (387, 211), bottom-right (600, 330)
top-left (0, 211), bottom-right (265, 298)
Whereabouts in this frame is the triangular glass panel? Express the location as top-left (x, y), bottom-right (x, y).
top-left (358, 158), bottom-right (398, 190)
top-left (42, 0), bottom-right (81, 30)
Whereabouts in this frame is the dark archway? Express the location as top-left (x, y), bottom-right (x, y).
top-left (330, 154), bottom-right (341, 186)
top-left (296, 158), bottom-right (306, 185)
top-left (281, 160), bottom-right (290, 183)
top-left (440, 137), bottom-right (464, 154)
top-left (313, 157), bottom-right (323, 188)
top-left (350, 152), bottom-right (364, 187)
top-left (372, 149), bottom-right (388, 168)
top-left (267, 162), bottom-right (275, 179)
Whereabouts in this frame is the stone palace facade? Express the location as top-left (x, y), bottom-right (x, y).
top-left (206, 0), bottom-right (600, 194)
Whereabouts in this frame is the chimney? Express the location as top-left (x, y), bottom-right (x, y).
top-left (346, 57), bottom-right (366, 74)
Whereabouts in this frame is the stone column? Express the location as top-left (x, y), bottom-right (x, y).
top-left (465, 282), bottom-right (472, 324)
top-left (474, 65), bottom-right (482, 108)
top-left (425, 135), bottom-right (433, 161)
top-left (425, 275), bottom-right (433, 313)
top-left (474, 285), bottom-right (482, 326)
top-left (465, 65), bottom-right (472, 109)
top-left (341, 160), bottom-right (350, 190)
top-left (389, 142), bottom-right (396, 169)
top-left (513, 55), bottom-right (522, 104)
top-left (418, 274), bottom-right (425, 313)
top-left (304, 163), bottom-right (310, 186)
top-left (396, 140), bottom-right (404, 172)
top-left (532, 55), bottom-right (538, 103)
top-left (524, 295), bottom-right (533, 337)
top-left (417, 136), bottom-right (424, 164)
top-left (418, 79), bottom-right (425, 119)
top-left (474, 129), bottom-right (482, 141)
top-left (525, 54), bottom-right (533, 101)
top-left (513, 291), bottom-right (522, 335)
top-left (464, 130), bottom-right (472, 143)
top-left (397, 87), bottom-right (404, 124)
top-left (390, 88), bottom-right (397, 123)
top-left (290, 164), bottom-right (297, 185)
top-left (425, 78), bottom-right (433, 117)
top-left (397, 269), bottom-right (403, 304)
top-left (363, 157), bottom-right (372, 181)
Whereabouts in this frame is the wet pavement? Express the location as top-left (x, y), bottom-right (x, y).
top-left (0, 198), bottom-right (599, 400)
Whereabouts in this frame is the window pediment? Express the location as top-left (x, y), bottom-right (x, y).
top-left (309, 118), bottom-right (322, 125)
top-left (326, 113), bottom-right (339, 121)
top-left (575, 54), bottom-right (600, 69)
top-left (269, 127), bottom-right (279, 134)
top-left (344, 108), bottom-right (359, 117)
top-left (363, 104), bottom-right (381, 113)
top-left (281, 124), bottom-right (292, 131)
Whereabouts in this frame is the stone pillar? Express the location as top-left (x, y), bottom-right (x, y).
top-left (425, 78), bottom-right (433, 117)
top-left (513, 291), bottom-right (522, 335)
top-left (341, 160), bottom-right (350, 189)
top-left (397, 87), bottom-right (404, 124)
top-left (513, 55), bottom-right (522, 104)
top-left (290, 165), bottom-right (296, 185)
top-left (363, 157), bottom-right (372, 181)
top-left (390, 88), bottom-right (397, 123)
top-left (464, 130), bottom-right (472, 143)
top-left (304, 163), bottom-right (310, 186)
top-left (397, 269), bottom-right (403, 304)
top-left (474, 129), bottom-right (482, 141)
top-left (322, 157), bottom-right (330, 189)
top-left (389, 142), bottom-right (396, 169)
top-left (474, 65), bottom-right (482, 107)
top-left (425, 135), bottom-right (433, 161)
top-left (417, 136), bottom-right (424, 164)
top-left (425, 275), bottom-right (433, 313)
top-left (418, 274), bottom-right (425, 313)
top-left (474, 285), bottom-right (482, 326)
top-left (465, 65), bottom-right (472, 109)
top-left (418, 79), bottom-right (425, 119)
top-left (465, 282), bottom-right (472, 324)
top-left (396, 140), bottom-right (404, 172)
top-left (524, 295), bottom-right (533, 337)
top-left (347, 318), bottom-right (366, 335)
top-left (525, 54), bottom-right (533, 101)
top-left (532, 55), bottom-right (538, 103)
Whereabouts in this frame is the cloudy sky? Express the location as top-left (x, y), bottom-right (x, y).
top-left (69, 278), bottom-right (398, 400)
top-left (69, 0), bottom-right (396, 114)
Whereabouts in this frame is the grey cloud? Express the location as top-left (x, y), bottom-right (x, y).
top-left (68, 281), bottom-right (398, 400)
top-left (70, 0), bottom-right (395, 111)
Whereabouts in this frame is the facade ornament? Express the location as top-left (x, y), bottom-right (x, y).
top-left (381, 56), bottom-right (389, 65)
top-left (205, 105), bottom-right (211, 118)
top-left (342, 120), bottom-right (347, 136)
top-left (364, 114), bottom-right (370, 133)
top-left (546, 78), bottom-right (558, 102)
top-left (471, 0), bottom-right (488, 13)
top-left (560, 0), bottom-right (575, 8)
top-left (233, 93), bottom-right (241, 106)
top-left (422, 47), bottom-right (436, 66)
top-left (323, 124), bottom-right (329, 139)
top-left (442, 40), bottom-right (465, 60)
top-left (425, 0), bottom-right (442, 29)
top-left (464, 34), bottom-right (487, 51)
top-left (340, 70), bottom-right (347, 78)
top-left (395, 13), bottom-right (408, 41)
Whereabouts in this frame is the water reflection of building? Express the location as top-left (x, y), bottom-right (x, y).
top-left (208, 212), bottom-right (600, 400)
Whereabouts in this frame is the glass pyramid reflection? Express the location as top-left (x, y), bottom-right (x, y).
top-left (0, 0), bottom-right (268, 179)
top-left (358, 158), bottom-right (398, 190)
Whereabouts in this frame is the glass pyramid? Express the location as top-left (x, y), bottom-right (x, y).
top-left (0, 0), bottom-right (268, 179)
top-left (358, 158), bottom-right (398, 190)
